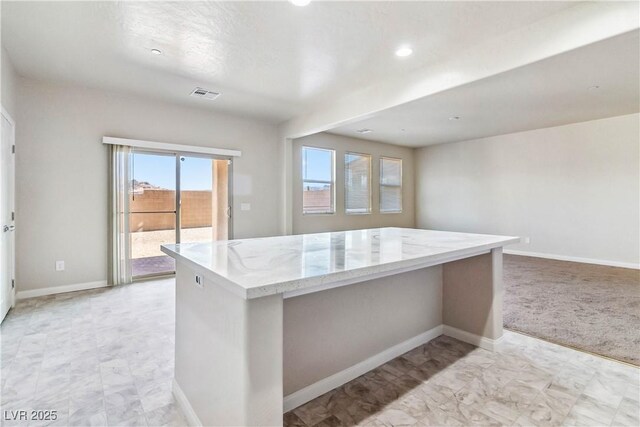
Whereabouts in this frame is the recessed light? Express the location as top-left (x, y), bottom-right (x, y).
top-left (356, 128), bottom-right (373, 134)
top-left (290, 0), bottom-right (311, 6)
top-left (395, 46), bottom-right (413, 57)
top-left (588, 85), bottom-right (600, 91)
top-left (448, 116), bottom-right (461, 121)
top-left (151, 48), bottom-right (162, 55)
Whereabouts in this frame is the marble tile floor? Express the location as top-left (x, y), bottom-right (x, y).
top-left (285, 334), bottom-right (640, 427)
top-left (1, 278), bottom-right (638, 427)
top-left (1, 279), bottom-right (184, 427)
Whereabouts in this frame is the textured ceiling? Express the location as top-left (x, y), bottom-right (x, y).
top-left (329, 30), bottom-right (640, 147)
top-left (1, 1), bottom-right (575, 122)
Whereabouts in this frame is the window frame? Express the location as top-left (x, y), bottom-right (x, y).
top-left (379, 156), bottom-right (403, 214)
top-left (301, 146), bottom-right (336, 215)
top-left (344, 151), bottom-right (372, 215)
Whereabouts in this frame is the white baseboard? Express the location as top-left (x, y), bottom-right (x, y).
top-left (174, 324), bottom-right (499, 417)
top-left (504, 249), bottom-right (639, 270)
top-left (283, 325), bottom-right (444, 412)
top-left (442, 325), bottom-right (503, 352)
top-left (172, 378), bottom-right (202, 427)
top-left (16, 280), bottom-right (108, 299)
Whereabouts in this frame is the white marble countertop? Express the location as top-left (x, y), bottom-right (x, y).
top-left (161, 228), bottom-right (519, 299)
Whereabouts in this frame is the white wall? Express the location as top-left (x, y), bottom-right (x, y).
top-left (15, 78), bottom-right (282, 293)
top-left (416, 113), bottom-right (640, 268)
top-left (292, 133), bottom-right (415, 234)
top-left (1, 47), bottom-right (17, 117)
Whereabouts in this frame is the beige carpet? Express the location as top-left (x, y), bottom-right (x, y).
top-left (503, 254), bottom-right (640, 366)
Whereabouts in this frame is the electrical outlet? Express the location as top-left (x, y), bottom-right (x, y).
top-left (523, 237), bottom-right (531, 244)
top-left (55, 261), bottom-right (65, 271)
top-left (240, 203), bottom-right (251, 211)
top-left (194, 275), bottom-right (204, 289)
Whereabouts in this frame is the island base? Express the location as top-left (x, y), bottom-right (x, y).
top-left (173, 248), bottom-right (503, 426)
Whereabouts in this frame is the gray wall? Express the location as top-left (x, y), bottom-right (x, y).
top-left (292, 133), bottom-right (415, 234)
top-left (416, 113), bottom-right (640, 266)
top-left (284, 266), bottom-right (442, 394)
top-left (1, 47), bottom-right (17, 117)
top-left (15, 78), bottom-right (283, 293)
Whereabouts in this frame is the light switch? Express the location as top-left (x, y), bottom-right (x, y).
top-left (55, 261), bottom-right (65, 271)
top-left (240, 203), bottom-right (251, 211)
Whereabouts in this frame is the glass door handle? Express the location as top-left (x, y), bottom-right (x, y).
top-left (3, 225), bottom-right (15, 232)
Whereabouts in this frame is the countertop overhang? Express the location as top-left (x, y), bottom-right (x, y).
top-left (161, 228), bottom-right (519, 299)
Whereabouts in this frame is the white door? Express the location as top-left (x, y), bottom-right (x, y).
top-left (0, 108), bottom-right (15, 323)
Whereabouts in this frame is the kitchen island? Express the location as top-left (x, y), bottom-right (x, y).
top-left (161, 227), bottom-right (518, 426)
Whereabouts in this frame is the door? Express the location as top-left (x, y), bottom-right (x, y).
top-left (127, 151), bottom-right (232, 280)
top-left (1, 108), bottom-right (15, 322)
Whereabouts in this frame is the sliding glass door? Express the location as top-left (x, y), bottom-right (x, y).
top-left (126, 151), bottom-right (231, 279)
top-left (130, 152), bottom-right (177, 278)
top-left (180, 156), bottom-right (230, 243)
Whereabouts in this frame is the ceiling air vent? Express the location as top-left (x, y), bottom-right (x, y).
top-left (190, 87), bottom-right (221, 100)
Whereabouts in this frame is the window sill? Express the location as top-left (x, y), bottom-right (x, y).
top-left (303, 212), bottom-right (336, 216)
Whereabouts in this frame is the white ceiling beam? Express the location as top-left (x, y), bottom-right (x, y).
top-left (279, 1), bottom-right (639, 139)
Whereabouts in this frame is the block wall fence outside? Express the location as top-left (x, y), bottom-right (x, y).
top-left (130, 190), bottom-right (212, 231)
top-left (302, 189), bottom-right (331, 213)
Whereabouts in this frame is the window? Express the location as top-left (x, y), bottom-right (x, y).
top-left (380, 157), bottom-right (402, 213)
top-left (302, 146), bottom-right (335, 214)
top-left (345, 152), bottom-right (371, 214)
